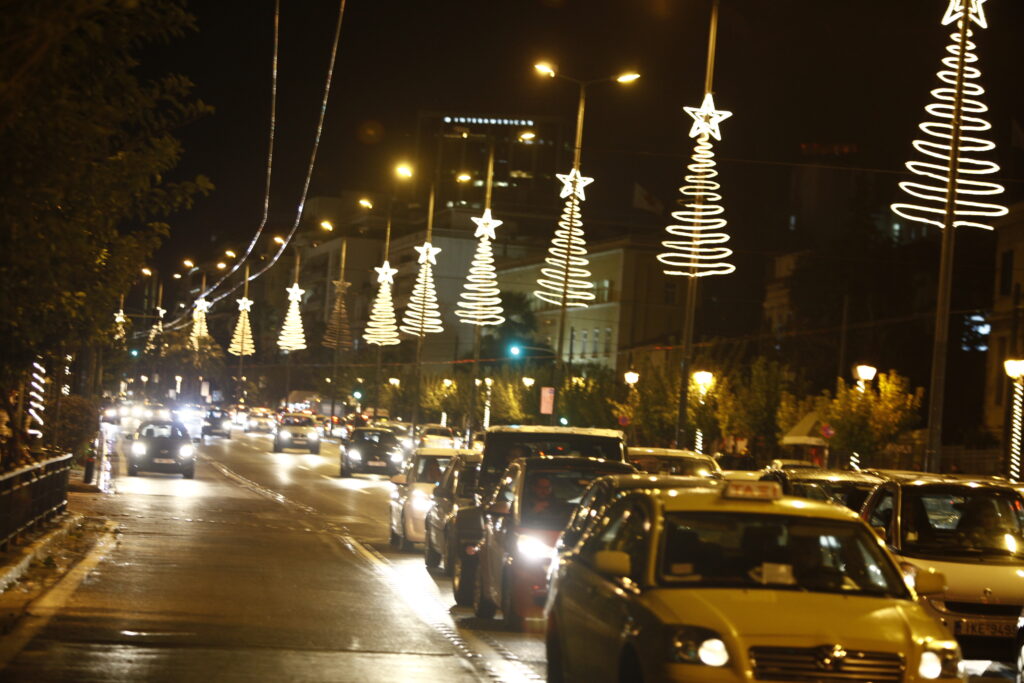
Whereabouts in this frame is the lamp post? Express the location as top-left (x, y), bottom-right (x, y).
top-left (1005, 359), bottom-right (1024, 482)
top-left (853, 364), bottom-right (877, 392)
top-left (533, 61), bottom-right (639, 425)
top-left (440, 378), bottom-right (454, 427)
top-left (691, 371), bottom-right (714, 454)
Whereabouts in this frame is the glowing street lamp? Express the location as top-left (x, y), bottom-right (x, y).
top-left (358, 198), bottom-right (373, 209)
top-left (388, 377), bottom-right (401, 387)
top-left (522, 377), bottom-right (536, 388)
top-left (854, 364), bottom-right (877, 392)
top-left (225, 250), bottom-right (237, 258)
top-left (172, 273), bottom-right (182, 280)
top-left (183, 259), bottom-right (195, 269)
top-left (320, 220), bottom-right (334, 232)
top-left (691, 371), bottom-right (714, 454)
top-left (456, 172), bottom-right (472, 184)
top-left (273, 235), bottom-right (286, 245)
top-left (141, 267), bottom-right (153, 277)
top-left (624, 371), bottom-right (640, 387)
top-left (1005, 359), bottom-right (1024, 481)
top-left (518, 130), bottom-right (536, 142)
top-left (216, 262), bottom-right (227, 270)
top-left (395, 163), bottom-right (413, 179)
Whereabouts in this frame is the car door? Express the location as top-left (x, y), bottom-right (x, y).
top-left (483, 466), bottom-right (519, 604)
top-left (428, 458), bottom-right (458, 548)
top-left (863, 483), bottom-right (899, 550)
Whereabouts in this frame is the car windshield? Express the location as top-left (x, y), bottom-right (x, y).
top-left (520, 465), bottom-right (632, 530)
top-left (659, 513), bottom-right (909, 598)
top-left (482, 433), bottom-right (624, 490)
top-left (423, 428), bottom-right (452, 437)
top-left (354, 430), bottom-right (397, 445)
top-left (629, 455), bottom-right (719, 478)
top-left (139, 422), bottom-right (188, 439)
top-left (413, 456), bottom-right (451, 484)
top-left (899, 486), bottom-right (1024, 561)
top-left (281, 416), bottom-right (313, 426)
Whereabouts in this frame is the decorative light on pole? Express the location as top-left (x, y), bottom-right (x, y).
top-left (1004, 359), bottom-right (1024, 482)
top-left (692, 370), bottom-right (715, 454)
top-left (277, 282), bottom-right (307, 351)
top-left (400, 242), bottom-right (445, 337)
top-left (522, 376), bottom-right (536, 388)
top-left (893, 0), bottom-right (1006, 472)
top-left (113, 295), bottom-right (128, 343)
top-left (27, 359), bottom-right (46, 439)
top-left (623, 370), bottom-right (640, 387)
top-left (228, 296), bottom-right (255, 357)
top-left (189, 297), bottom-right (212, 351)
top-left (364, 262), bottom-right (401, 346)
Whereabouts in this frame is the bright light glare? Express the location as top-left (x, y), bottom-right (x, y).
top-left (516, 534), bottom-right (554, 562)
top-left (395, 163), bottom-right (413, 179)
top-left (141, 267), bottom-right (153, 276)
top-left (918, 651), bottom-right (942, 679)
top-left (173, 273), bottom-right (182, 279)
top-left (359, 198), bottom-right (373, 209)
top-left (320, 220), bottom-right (334, 231)
top-left (456, 173), bottom-right (471, 183)
top-left (534, 62), bottom-right (556, 78)
top-left (273, 236), bottom-right (286, 245)
top-left (616, 72), bottom-right (641, 83)
top-left (225, 250), bottom-right (236, 258)
top-left (518, 131), bottom-right (536, 141)
top-left (183, 259), bottom-right (195, 268)
top-left (216, 262), bottom-right (227, 269)
top-left (698, 639), bottom-right (729, 667)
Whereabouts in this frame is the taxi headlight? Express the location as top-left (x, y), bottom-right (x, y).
top-left (410, 489), bottom-right (433, 512)
top-left (105, 408), bottom-right (117, 418)
top-left (347, 448), bottom-right (362, 461)
top-left (670, 627), bottom-right (729, 667)
top-left (131, 441), bottom-right (147, 457)
top-left (516, 534), bottom-right (555, 563)
top-left (179, 445), bottom-right (194, 458)
top-left (917, 647), bottom-right (960, 680)
top-left (280, 431), bottom-right (291, 440)
top-left (401, 437), bottom-right (413, 450)
top-left (221, 420), bottom-right (231, 429)
top-left (389, 449), bottom-right (404, 463)
top-left (308, 431), bottom-right (318, 441)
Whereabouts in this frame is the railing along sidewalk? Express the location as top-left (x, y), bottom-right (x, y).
top-left (0, 452), bottom-right (73, 551)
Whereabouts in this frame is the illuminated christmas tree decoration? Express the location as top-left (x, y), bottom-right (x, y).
top-left (277, 283), bottom-right (307, 351)
top-left (455, 209), bottom-right (505, 326)
top-left (891, 6), bottom-right (1006, 231)
top-left (322, 280), bottom-right (353, 351)
top-left (364, 261), bottom-right (401, 346)
top-left (27, 359), bottom-right (46, 437)
top-left (658, 124), bottom-right (735, 278)
top-left (400, 242), bottom-right (444, 337)
top-left (145, 306), bottom-right (166, 354)
top-left (942, 0), bottom-right (988, 29)
top-left (189, 298), bottom-right (212, 351)
top-left (113, 308), bottom-right (128, 343)
top-left (535, 171), bottom-right (596, 308)
top-left (228, 297), bottom-right (255, 357)
top-left (683, 92), bottom-right (733, 141)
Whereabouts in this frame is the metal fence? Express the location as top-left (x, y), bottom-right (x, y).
top-left (0, 452), bottom-right (73, 550)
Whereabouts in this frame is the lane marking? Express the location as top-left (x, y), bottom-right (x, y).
top-left (0, 521), bottom-right (120, 669)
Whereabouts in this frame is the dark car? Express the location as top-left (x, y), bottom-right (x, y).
top-left (200, 408), bottom-right (232, 438)
top-left (759, 468), bottom-right (883, 511)
top-left (128, 420), bottom-right (196, 478)
top-left (423, 450), bottom-right (482, 583)
top-left (473, 456), bottom-right (637, 628)
top-left (341, 427), bottom-right (403, 476)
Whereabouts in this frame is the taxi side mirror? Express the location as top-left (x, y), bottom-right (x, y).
top-left (594, 550), bottom-right (631, 577)
top-left (912, 568), bottom-right (946, 597)
top-left (390, 474), bottom-right (407, 486)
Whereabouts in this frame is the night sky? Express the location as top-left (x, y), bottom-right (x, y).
top-left (154, 0), bottom-right (1024, 273)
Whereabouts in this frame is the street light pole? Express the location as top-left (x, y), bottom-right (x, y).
top-left (1004, 360), bottom-right (1024, 482)
top-left (328, 240), bottom-right (347, 425)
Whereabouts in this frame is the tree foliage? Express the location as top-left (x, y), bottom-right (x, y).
top-left (817, 372), bottom-right (923, 463)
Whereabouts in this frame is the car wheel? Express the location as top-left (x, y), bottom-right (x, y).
top-left (473, 560), bottom-right (497, 619)
top-left (310, 444), bottom-right (320, 454)
top-left (182, 467), bottom-right (195, 480)
top-left (424, 530), bottom-right (442, 568)
top-left (273, 439), bottom-right (281, 452)
top-left (389, 522), bottom-right (402, 548)
top-left (546, 622), bottom-right (567, 683)
top-left (452, 551), bottom-right (476, 607)
top-left (127, 463), bottom-right (139, 477)
top-left (339, 460), bottom-right (351, 477)
top-left (501, 569), bottom-right (525, 630)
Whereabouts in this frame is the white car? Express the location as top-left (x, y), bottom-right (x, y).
top-left (273, 414), bottom-right (320, 453)
top-left (388, 449), bottom-right (465, 550)
top-left (245, 413), bottom-right (276, 433)
top-left (418, 424), bottom-right (457, 449)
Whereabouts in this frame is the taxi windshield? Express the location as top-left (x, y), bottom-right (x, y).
top-left (281, 416), bottom-right (314, 427)
top-left (659, 513), bottom-right (909, 598)
top-left (630, 455), bottom-right (719, 478)
top-left (899, 486), bottom-right (1024, 561)
top-left (413, 456), bottom-right (451, 485)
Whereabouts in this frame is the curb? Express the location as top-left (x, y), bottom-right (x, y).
top-left (0, 513), bottom-right (85, 594)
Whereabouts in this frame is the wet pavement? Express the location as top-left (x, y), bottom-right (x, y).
top-left (0, 429), bottom-right (1012, 681)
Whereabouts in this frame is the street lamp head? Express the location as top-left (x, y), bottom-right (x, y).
top-left (183, 259), bottom-right (195, 268)
top-left (320, 220), bottom-right (334, 231)
top-left (517, 130), bottom-right (536, 142)
top-left (1006, 359), bottom-right (1024, 380)
top-left (273, 235), bottom-right (286, 245)
top-left (358, 198), bottom-right (373, 209)
top-left (616, 72), bottom-right (641, 84)
top-left (534, 62), bottom-right (556, 78)
top-left (442, 378), bottom-right (454, 388)
top-left (456, 172), bottom-right (472, 183)
top-left (692, 370), bottom-right (715, 394)
top-left (388, 377), bottom-right (401, 387)
top-left (172, 273), bottom-right (182, 279)
top-left (395, 163), bottom-right (414, 179)
top-left (853, 364), bottom-right (878, 382)
top-left (225, 249), bottom-right (236, 258)
top-left (623, 371), bottom-right (640, 387)
top-left (522, 377), bottom-right (535, 388)
top-left (141, 267), bottom-right (153, 276)
top-left (216, 261), bottom-right (227, 270)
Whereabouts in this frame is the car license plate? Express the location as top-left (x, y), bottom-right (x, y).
top-left (954, 619), bottom-right (1017, 638)
top-left (367, 461), bottom-right (386, 467)
top-left (154, 458), bottom-right (175, 464)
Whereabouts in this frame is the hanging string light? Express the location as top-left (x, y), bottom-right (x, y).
top-left (228, 296), bottom-right (255, 357)
top-left (658, 93), bottom-right (735, 277)
top-left (534, 169), bottom-right (596, 308)
top-left (400, 242), bottom-right (444, 337)
top-left (891, 0), bottom-right (1005, 231)
top-left (455, 209), bottom-right (505, 326)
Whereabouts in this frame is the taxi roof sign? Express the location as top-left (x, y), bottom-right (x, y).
top-left (722, 480), bottom-right (782, 501)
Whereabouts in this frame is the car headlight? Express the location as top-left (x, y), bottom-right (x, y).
top-left (516, 534), bottom-right (555, 563)
top-left (280, 431), bottom-right (291, 440)
top-left (670, 627), bottom-right (729, 667)
top-left (249, 420), bottom-right (257, 427)
top-left (179, 445), bottom-right (194, 458)
top-left (347, 448), bottom-right (362, 461)
top-left (131, 441), bottom-right (147, 456)
top-left (389, 449), bottom-right (404, 463)
top-left (222, 420), bottom-right (231, 429)
top-left (917, 646), bottom-right (960, 680)
top-left (410, 489), bottom-right (433, 512)
top-left (105, 408), bottom-right (117, 418)
top-left (401, 437), bottom-right (413, 450)
top-left (308, 431), bottom-right (318, 441)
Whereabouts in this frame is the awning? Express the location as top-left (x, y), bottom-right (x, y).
top-left (782, 411), bottom-right (828, 447)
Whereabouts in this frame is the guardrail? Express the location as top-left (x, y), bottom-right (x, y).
top-left (0, 452), bottom-right (73, 551)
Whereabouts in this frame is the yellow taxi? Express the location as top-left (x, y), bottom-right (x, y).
top-left (544, 481), bottom-right (964, 682)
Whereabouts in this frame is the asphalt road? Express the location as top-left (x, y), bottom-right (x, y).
top-left (0, 429), bottom-right (1014, 681)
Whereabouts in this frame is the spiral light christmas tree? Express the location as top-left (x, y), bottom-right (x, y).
top-left (145, 306), bottom-right (166, 355)
top-left (894, 0), bottom-right (1006, 471)
top-left (277, 283), bottom-right (307, 351)
top-left (400, 241), bottom-right (444, 337)
top-left (229, 297), bottom-right (255, 356)
top-left (113, 295), bottom-right (127, 343)
top-left (189, 297), bottom-right (212, 351)
top-left (658, 92), bottom-right (735, 278)
top-left (455, 209), bottom-right (505, 326)
top-left (534, 168), bottom-right (596, 309)
top-left (364, 262), bottom-right (401, 346)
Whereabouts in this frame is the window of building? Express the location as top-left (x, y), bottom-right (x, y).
top-left (605, 328), bottom-right (612, 354)
top-left (579, 330), bottom-right (588, 357)
top-left (1000, 249), bottom-right (1014, 297)
top-left (592, 328), bottom-right (599, 356)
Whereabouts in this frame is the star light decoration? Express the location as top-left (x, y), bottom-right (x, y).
top-left (364, 261), bottom-right (401, 346)
top-left (228, 296), bottom-right (255, 356)
top-left (277, 283), bottom-right (307, 351)
top-left (145, 306), bottom-right (167, 355)
top-left (113, 308), bottom-right (128, 343)
top-left (189, 297), bottom-right (212, 351)
top-left (455, 209), bottom-right (505, 327)
top-left (322, 279), bottom-right (353, 351)
top-left (400, 242), bottom-right (444, 337)
top-left (534, 169), bottom-right (597, 308)
top-left (657, 92), bottom-right (736, 278)
top-left (891, 0), bottom-right (1005, 231)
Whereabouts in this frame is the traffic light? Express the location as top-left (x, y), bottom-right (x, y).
top-left (509, 344), bottom-right (522, 357)
top-left (353, 391), bottom-right (363, 400)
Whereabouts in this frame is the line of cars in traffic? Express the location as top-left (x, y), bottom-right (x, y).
top-left (379, 427), bottom-right (1024, 681)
